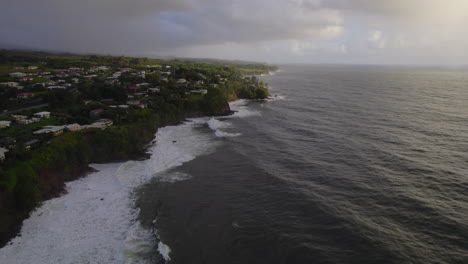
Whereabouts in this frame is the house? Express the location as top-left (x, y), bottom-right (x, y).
top-left (0, 147), bottom-right (8, 162)
top-left (95, 119), bottom-right (113, 127)
top-left (127, 86), bottom-right (140, 92)
top-left (24, 139), bottom-right (40, 150)
top-left (65, 123), bottom-right (81, 131)
top-left (89, 109), bottom-right (105, 119)
top-left (34, 111), bottom-right (51, 119)
top-left (47, 85), bottom-right (67, 89)
top-left (14, 66), bottom-right (25, 70)
top-left (9, 72), bottom-right (27, 78)
top-left (190, 89), bottom-right (208, 95)
top-left (17, 93), bottom-right (36, 99)
top-left (82, 119), bottom-right (113, 130)
top-left (28, 66), bottom-right (38, 70)
top-left (33, 125), bottom-right (65, 136)
top-left (148, 88), bottom-right (161, 93)
top-left (17, 119), bottom-right (36, 125)
top-left (0, 121), bottom-right (11, 128)
top-left (0, 137), bottom-right (16, 149)
top-left (19, 76), bottom-right (33, 82)
top-left (127, 100), bottom-right (146, 108)
top-left (136, 83), bottom-right (150, 87)
top-left (176, 79), bottom-right (187, 84)
top-left (11, 115), bottom-right (28, 121)
top-left (0, 82), bottom-right (19, 87)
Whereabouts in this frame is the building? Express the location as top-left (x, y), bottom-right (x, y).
top-left (90, 109), bottom-right (105, 119)
top-left (65, 123), bottom-right (81, 131)
top-left (33, 125), bottom-right (65, 136)
top-left (28, 66), bottom-right (38, 70)
top-left (11, 115), bottom-right (28, 121)
top-left (24, 139), bottom-right (40, 150)
top-left (0, 147), bottom-right (8, 162)
top-left (47, 85), bottom-right (67, 89)
top-left (0, 137), bottom-right (16, 149)
top-left (17, 93), bottom-right (36, 99)
top-left (9, 72), bottom-right (27, 78)
top-left (19, 77), bottom-right (33, 82)
top-left (34, 111), bottom-right (51, 119)
top-left (17, 119), bottom-right (37, 125)
top-left (148, 88), bottom-right (161, 93)
top-left (127, 86), bottom-right (140, 92)
top-left (0, 121), bottom-right (11, 128)
top-left (0, 82), bottom-right (19, 87)
top-left (82, 119), bottom-right (113, 130)
top-left (190, 89), bottom-right (208, 95)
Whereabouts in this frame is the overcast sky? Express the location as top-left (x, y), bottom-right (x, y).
top-left (2, 0), bottom-right (468, 64)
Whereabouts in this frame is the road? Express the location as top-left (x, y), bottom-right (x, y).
top-left (0, 103), bottom-right (49, 117)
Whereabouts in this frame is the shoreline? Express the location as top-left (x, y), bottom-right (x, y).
top-left (0, 96), bottom-right (248, 249)
top-left (0, 98), bottom-right (263, 263)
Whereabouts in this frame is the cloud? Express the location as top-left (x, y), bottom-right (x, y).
top-left (1, 0), bottom-right (468, 64)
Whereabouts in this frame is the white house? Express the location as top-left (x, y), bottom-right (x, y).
top-left (0, 147), bottom-right (8, 162)
top-left (0, 82), bottom-right (19, 87)
top-left (0, 121), bottom-right (11, 128)
top-left (65, 123), bottom-right (81, 131)
top-left (28, 66), bottom-right (38, 70)
top-left (190, 89), bottom-right (208, 95)
top-left (33, 125), bottom-right (65, 136)
top-left (34, 111), bottom-right (51, 119)
top-left (47, 85), bottom-right (67, 89)
top-left (176, 79), bottom-right (187, 84)
top-left (9, 72), bottom-right (27, 78)
top-left (148, 88), bottom-right (161, 93)
top-left (11, 115), bottom-right (28, 121)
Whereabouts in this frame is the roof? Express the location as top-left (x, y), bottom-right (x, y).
top-left (33, 125), bottom-right (65, 134)
top-left (0, 147), bottom-right (8, 155)
top-left (35, 111), bottom-right (51, 115)
top-left (25, 139), bottom-right (40, 145)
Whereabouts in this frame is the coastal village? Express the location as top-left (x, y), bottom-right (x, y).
top-left (0, 51), bottom-right (275, 241)
top-left (0, 51), bottom-right (272, 164)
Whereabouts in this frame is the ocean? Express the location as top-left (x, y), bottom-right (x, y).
top-left (1, 65), bottom-right (468, 263)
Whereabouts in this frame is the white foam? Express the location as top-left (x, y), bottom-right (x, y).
top-left (229, 100), bottom-right (261, 118)
top-left (207, 117), bottom-right (231, 130)
top-left (158, 171), bottom-right (192, 183)
top-left (158, 242), bottom-right (171, 261)
top-left (0, 119), bottom-right (218, 264)
top-left (124, 221), bottom-right (158, 263)
top-left (207, 117), bottom-right (241, 137)
top-left (214, 130), bottom-right (242, 138)
top-left (266, 95), bottom-right (287, 102)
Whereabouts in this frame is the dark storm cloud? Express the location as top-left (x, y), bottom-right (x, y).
top-left (1, 0), bottom-right (467, 64)
top-left (0, 0), bottom-right (342, 55)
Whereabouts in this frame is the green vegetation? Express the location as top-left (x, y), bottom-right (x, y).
top-left (0, 49), bottom-right (277, 245)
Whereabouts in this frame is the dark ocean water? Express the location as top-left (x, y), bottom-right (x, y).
top-left (138, 65), bottom-right (468, 264)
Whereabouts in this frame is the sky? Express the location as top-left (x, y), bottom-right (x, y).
top-left (1, 0), bottom-right (468, 64)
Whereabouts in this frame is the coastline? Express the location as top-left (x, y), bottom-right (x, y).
top-left (0, 94), bottom-right (260, 249)
top-left (0, 97), bottom-right (267, 263)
